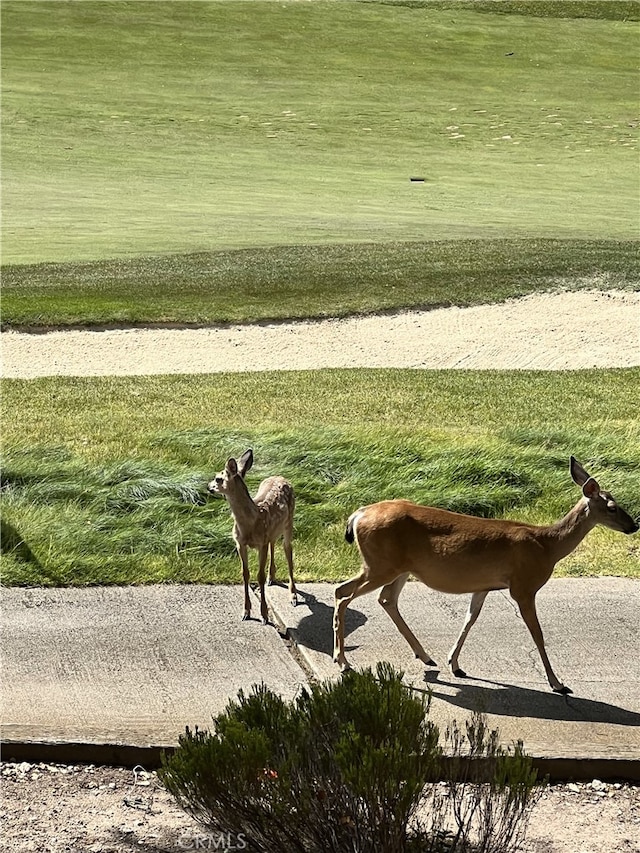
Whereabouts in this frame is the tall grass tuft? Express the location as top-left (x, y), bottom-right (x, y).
top-left (2, 369), bottom-right (639, 585)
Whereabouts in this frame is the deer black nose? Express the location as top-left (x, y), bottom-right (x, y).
top-left (625, 517), bottom-right (640, 534)
top-left (207, 476), bottom-right (224, 494)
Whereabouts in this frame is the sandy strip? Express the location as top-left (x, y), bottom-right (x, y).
top-left (1, 290), bottom-right (638, 378)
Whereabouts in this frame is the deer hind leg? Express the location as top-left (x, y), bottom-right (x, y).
top-left (267, 542), bottom-right (277, 585)
top-left (333, 569), bottom-right (386, 671)
top-left (257, 544), bottom-right (269, 625)
top-left (282, 525), bottom-right (297, 607)
top-left (514, 592), bottom-right (571, 694)
top-left (448, 591), bottom-right (489, 678)
top-left (378, 574), bottom-right (436, 666)
top-left (238, 544), bottom-right (252, 621)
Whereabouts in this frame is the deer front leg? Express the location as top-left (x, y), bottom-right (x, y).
top-left (378, 575), bottom-right (436, 666)
top-left (258, 544), bottom-right (269, 625)
top-left (515, 593), bottom-right (571, 694)
top-left (448, 590), bottom-right (489, 678)
top-left (238, 544), bottom-right (252, 621)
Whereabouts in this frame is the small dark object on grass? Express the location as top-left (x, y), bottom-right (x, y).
top-left (410, 177), bottom-right (425, 182)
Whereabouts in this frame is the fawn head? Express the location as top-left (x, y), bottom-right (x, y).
top-left (570, 456), bottom-right (638, 534)
top-left (208, 449), bottom-right (254, 499)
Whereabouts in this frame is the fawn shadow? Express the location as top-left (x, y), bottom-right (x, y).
top-left (418, 670), bottom-right (640, 726)
top-left (286, 589), bottom-right (367, 659)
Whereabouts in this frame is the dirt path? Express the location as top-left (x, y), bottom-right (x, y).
top-left (2, 289), bottom-right (639, 378)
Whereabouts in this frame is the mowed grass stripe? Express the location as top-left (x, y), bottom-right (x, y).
top-left (2, 1), bottom-right (638, 265)
top-left (2, 369), bottom-right (638, 587)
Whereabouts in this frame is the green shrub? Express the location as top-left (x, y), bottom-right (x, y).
top-left (159, 663), bottom-right (540, 852)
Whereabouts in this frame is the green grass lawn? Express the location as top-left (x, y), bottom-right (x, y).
top-left (2, 370), bottom-right (639, 587)
top-left (2, 1), bottom-right (638, 268)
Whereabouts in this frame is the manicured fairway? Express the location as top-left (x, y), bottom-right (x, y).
top-left (2, 1), bottom-right (638, 267)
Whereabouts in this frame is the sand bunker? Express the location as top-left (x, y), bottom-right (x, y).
top-left (2, 290), bottom-right (638, 378)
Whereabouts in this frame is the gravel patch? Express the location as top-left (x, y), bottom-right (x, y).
top-left (1, 762), bottom-right (638, 853)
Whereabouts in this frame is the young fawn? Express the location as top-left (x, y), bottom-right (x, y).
top-left (208, 449), bottom-right (297, 624)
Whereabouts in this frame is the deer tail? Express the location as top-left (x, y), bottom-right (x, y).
top-left (345, 509), bottom-right (363, 544)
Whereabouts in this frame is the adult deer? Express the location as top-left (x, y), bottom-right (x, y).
top-left (208, 449), bottom-right (297, 624)
top-left (334, 457), bottom-right (638, 693)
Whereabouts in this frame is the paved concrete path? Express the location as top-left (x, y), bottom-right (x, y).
top-left (1, 586), bottom-right (307, 749)
top-left (268, 579), bottom-right (640, 765)
top-left (2, 579), bottom-right (639, 777)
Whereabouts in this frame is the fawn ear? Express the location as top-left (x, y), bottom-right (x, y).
top-left (238, 449), bottom-right (254, 478)
top-left (582, 477), bottom-right (601, 500)
top-left (226, 457), bottom-right (238, 476)
top-left (570, 456), bottom-right (592, 487)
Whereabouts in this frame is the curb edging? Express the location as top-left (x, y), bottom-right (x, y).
top-left (3, 740), bottom-right (639, 782)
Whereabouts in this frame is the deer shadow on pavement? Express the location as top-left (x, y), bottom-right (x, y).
top-left (418, 670), bottom-right (640, 726)
top-left (287, 589), bottom-right (367, 658)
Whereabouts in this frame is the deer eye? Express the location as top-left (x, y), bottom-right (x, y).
top-left (607, 502), bottom-right (617, 512)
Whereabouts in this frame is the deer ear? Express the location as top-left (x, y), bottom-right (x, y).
top-left (582, 477), bottom-right (600, 500)
top-left (570, 456), bottom-right (592, 487)
top-left (238, 449), bottom-right (254, 478)
top-left (226, 458), bottom-right (238, 475)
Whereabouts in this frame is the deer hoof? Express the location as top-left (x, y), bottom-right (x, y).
top-left (291, 594), bottom-right (298, 607)
top-left (453, 668), bottom-right (467, 679)
top-left (242, 611), bottom-right (251, 621)
top-left (553, 684), bottom-right (573, 695)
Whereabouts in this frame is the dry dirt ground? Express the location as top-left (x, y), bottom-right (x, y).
top-left (2, 289), bottom-right (639, 851)
top-left (1, 762), bottom-right (639, 853)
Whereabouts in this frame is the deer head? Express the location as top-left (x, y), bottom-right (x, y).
top-left (570, 456), bottom-right (638, 534)
top-left (208, 449), bottom-right (254, 499)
